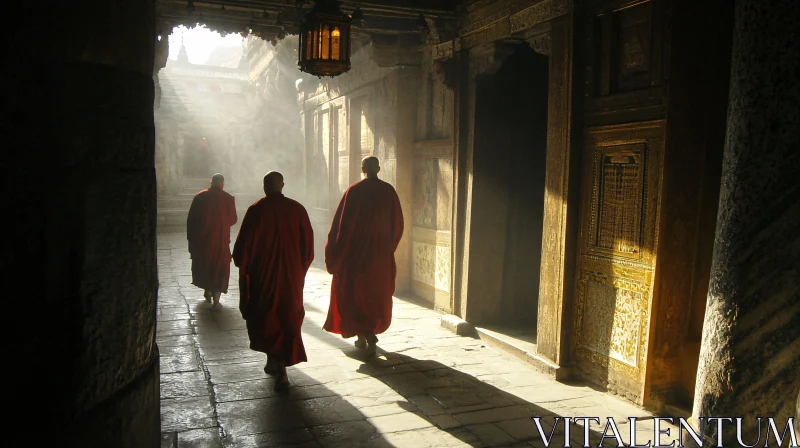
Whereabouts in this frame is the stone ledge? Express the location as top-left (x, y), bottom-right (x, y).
top-left (470, 326), bottom-right (571, 381)
top-left (527, 354), bottom-right (571, 381)
top-left (440, 314), bottom-right (476, 337)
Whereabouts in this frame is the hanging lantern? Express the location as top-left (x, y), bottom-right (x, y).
top-left (298, 0), bottom-right (352, 77)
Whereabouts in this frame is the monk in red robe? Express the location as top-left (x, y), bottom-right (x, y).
top-left (323, 156), bottom-right (404, 356)
top-left (187, 173), bottom-right (237, 311)
top-left (233, 171), bottom-right (314, 391)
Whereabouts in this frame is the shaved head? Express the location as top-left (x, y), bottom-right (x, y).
top-left (361, 156), bottom-right (380, 177)
top-left (263, 171), bottom-right (284, 195)
top-left (211, 173), bottom-right (225, 188)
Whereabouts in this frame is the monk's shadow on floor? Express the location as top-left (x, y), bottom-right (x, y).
top-left (339, 349), bottom-right (621, 448)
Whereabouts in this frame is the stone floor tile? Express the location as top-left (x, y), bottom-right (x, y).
top-left (444, 427), bottom-right (488, 447)
top-left (357, 402), bottom-right (413, 418)
top-left (177, 428), bottom-right (222, 448)
top-left (228, 428), bottom-right (316, 448)
top-left (454, 405), bottom-right (533, 425)
top-left (429, 413), bottom-right (463, 430)
top-left (157, 334), bottom-right (195, 347)
top-left (300, 396), bottom-right (368, 426)
top-left (159, 320), bottom-right (193, 331)
top-left (159, 351), bottom-right (200, 374)
top-left (310, 420), bottom-right (381, 447)
top-left (496, 417), bottom-right (547, 442)
top-left (368, 412), bottom-right (435, 433)
top-left (467, 422), bottom-right (517, 446)
top-left (206, 361), bottom-right (268, 384)
top-left (161, 397), bottom-right (216, 432)
top-left (381, 427), bottom-right (477, 448)
top-left (159, 313), bottom-right (192, 322)
top-left (407, 394), bottom-right (447, 416)
top-left (213, 379), bottom-right (275, 402)
top-left (158, 328), bottom-right (195, 337)
top-left (427, 386), bottom-right (486, 409)
top-left (160, 371), bottom-right (209, 399)
top-left (216, 398), bottom-right (310, 435)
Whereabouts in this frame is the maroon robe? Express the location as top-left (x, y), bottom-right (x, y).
top-left (323, 177), bottom-right (404, 338)
top-left (232, 194), bottom-right (314, 366)
top-left (187, 186), bottom-right (237, 293)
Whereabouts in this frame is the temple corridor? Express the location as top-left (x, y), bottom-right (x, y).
top-left (157, 232), bottom-right (677, 447)
top-left (7, 0), bottom-right (798, 444)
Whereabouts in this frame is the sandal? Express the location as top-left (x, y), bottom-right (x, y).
top-left (354, 336), bottom-right (367, 349)
top-left (274, 369), bottom-right (290, 392)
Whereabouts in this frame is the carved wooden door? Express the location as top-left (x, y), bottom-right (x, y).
top-left (571, 121), bottom-right (664, 403)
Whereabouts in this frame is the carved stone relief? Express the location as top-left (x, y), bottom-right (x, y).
top-left (411, 228), bottom-right (451, 298)
top-left (436, 157), bottom-right (454, 231)
top-left (412, 241), bottom-right (436, 286)
top-left (412, 158), bottom-right (437, 228)
top-left (435, 245), bottom-right (451, 292)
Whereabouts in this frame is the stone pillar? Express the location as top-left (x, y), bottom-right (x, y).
top-left (796, 389), bottom-right (800, 433)
top-left (8, 0), bottom-right (159, 446)
top-left (691, 0), bottom-right (800, 443)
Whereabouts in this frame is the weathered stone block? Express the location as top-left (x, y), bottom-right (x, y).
top-left (440, 314), bottom-right (476, 336)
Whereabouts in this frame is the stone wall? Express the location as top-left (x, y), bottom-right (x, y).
top-left (298, 42), bottom-right (417, 292)
top-left (7, 0), bottom-right (160, 445)
top-left (410, 47), bottom-right (456, 313)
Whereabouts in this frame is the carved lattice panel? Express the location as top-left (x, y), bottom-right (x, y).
top-left (588, 143), bottom-right (646, 260)
top-left (595, 149), bottom-right (644, 256)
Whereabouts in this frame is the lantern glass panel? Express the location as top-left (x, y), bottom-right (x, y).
top-left (331, 26), bottom-right (341, 60)
top-left (321, 24), bottom-right (330, 60)
top-left (305, 30), bottom-right (313, 60)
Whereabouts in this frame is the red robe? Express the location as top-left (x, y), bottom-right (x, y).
top-left (323, 177), bottom-right (404, 338)
top-left (187, 186), bottom-right (237, 293)
top-left (232, 194), bottom-right (314, 366)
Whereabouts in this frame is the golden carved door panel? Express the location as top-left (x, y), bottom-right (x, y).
top-left (572, 121), bottom-right (664, 401)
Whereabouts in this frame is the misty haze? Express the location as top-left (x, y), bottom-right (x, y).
top-left (155, 26), bottom-right (307, 234)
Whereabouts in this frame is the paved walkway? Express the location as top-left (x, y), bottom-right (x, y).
top-left (157, 233), bottom-right (679, 448)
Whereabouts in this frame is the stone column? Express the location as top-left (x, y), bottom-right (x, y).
top-left (691, 0), bottom-right (800, 443)
top-left (8, 0), bottom-right (159, 446)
